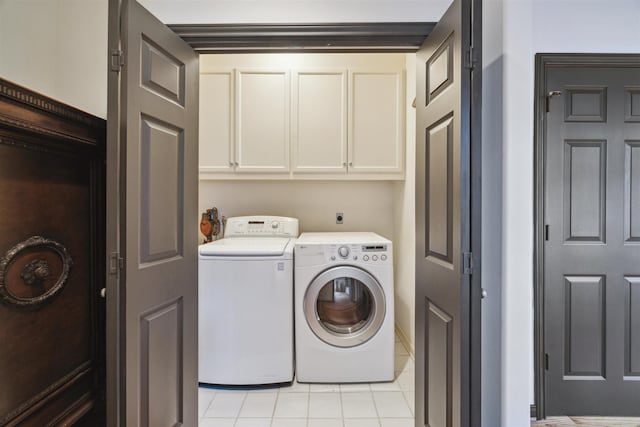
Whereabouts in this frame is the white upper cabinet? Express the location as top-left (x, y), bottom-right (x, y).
top-left (199, 72), bottom-right (234, 173)
top-left (235, 69), bottom-right (290, 173)
top-left (291, 70), bottom-right (347, 173)
top-left (349, 70), bottom-right (404, 174)
top-left (199, 54), bottom-right (407, 180)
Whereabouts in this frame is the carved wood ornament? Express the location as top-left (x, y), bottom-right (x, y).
top-left (0, 236), bottom-right (73, 308)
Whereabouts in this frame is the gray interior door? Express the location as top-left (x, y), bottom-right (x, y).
top-left (107, 0), bottom-right (199, 425)
top-left (545, 64), bottom-right (640, 415)
top-left (415, 0), bottom-right (482, 425)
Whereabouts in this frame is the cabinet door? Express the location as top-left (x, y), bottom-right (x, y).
top-left (348, 70), bottom-right (405, 173)
top-left (200, 71), bottom-right (234, 174)
top-left (235, 69), bottom-right (290, 173)
top-left (291, 70), bottom-right (347, 173)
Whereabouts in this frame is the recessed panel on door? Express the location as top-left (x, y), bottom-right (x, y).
top-left (141, 36), bottom-right (185, 106)
top-left (426, 300), bottom-right (452, 427)
top-left (426, 34), bottom-right (454, 105)
top-left (563, 140), bottom-right (607, 243)
top-left (625, 277), bottom-right (640, 379)
top-left (140, 299), bottom-right (184, 427)
top-left (564, 86), bottom-right (607, 122)
top-left (140, 115), bottom-right (184, 265)
top-left (426, 114), bottom-right (453, 264)
top-left (563, 276), bottom-right (605, 379)
top-left (625, 87), bottom-right (640, 122)
top-left (625, 141), bottom-right (640, 243)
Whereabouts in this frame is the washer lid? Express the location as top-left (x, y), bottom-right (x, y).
top-left (199, 237), bottom-right (291, 257)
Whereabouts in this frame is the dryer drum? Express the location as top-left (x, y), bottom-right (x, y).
top-left (305, 265), bottom-right (386, 348)
top-left (316, 279), bottom-right (372, 331)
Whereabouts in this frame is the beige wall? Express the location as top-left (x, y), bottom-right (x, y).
top-left (392, 53), bottom-right (416, 354)
top-left (199, 180), bottom-right (396, 240)
top-left (0, 0), bottom-right (107, 118)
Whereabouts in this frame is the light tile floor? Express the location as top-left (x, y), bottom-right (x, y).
top-left (199, 335), bottom-right (414, 427)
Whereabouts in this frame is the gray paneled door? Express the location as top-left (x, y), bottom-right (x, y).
top-left (107, 0), bottom-right (199, 425)
top-left (415, 0), bottom-right (481, 425)
top-left (545, 64), bottom-right (640, 415)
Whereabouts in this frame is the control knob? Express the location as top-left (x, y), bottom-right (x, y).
top-left (338, 246), bottom-right (350, 258)
top-left (271, 221), bottom-right (279, 229)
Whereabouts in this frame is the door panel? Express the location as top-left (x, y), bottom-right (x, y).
top-left (563, 276), bottom-right (605, 378)
top-left (108, 0), bottom-right (198, 425)
top-left (545, 66), bottom-right (640, 415)
top-left (292, 70), bottom-right (347, 173)
top-left (349, 70), bottom-right (404, 173)
top-left (235, 69), bottom-right (290, 172)
top-left (625, 141), bottom-right (640, 241)
top-left (415, 0), bottom-right (481, 425)
top-left (563, 140), bottom-right (607, 242)
top-left (626, 276), bottom-right (640, 378)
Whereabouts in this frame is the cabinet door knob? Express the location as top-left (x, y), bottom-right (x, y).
top-left (235, 162), bottom-right (239, 166)
top-left (348, 162), bottom-right (353, 167)
top-left (229, 161), bottom-right (234, 167)
top-left (342, 162), bottom-right (347, 167)
top-left (100, 288), bottom-right (106, 298)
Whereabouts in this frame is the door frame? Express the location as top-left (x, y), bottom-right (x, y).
top-left (532, 53), bottom-right (640, 420)
top-left (105, 4), bottom-right (444, 426)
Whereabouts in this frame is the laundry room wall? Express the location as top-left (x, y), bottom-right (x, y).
top-left (0, 0), bottom-right (108, 119)
top-left (198, 181), bottom-right (396, 240)
top-left (392, 53), bottom-right (417, 355)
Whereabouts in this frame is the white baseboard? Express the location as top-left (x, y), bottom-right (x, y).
top-left (395, 323), bottom-right (415, 359)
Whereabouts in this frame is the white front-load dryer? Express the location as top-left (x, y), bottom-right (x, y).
top-left (294, 232), bottom-right (394, 383)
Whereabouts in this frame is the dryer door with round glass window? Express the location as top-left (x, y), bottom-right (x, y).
top-left (304, 266), bottom-right (385, 348)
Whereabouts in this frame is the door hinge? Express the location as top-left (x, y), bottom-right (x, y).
top-left (462, 252), bottom-right (473, 275)
top-left (110, 50), bottom-right (124, 72)
top-left (546, 90), bottom-right (562, 113)
top-left (464, 46), bottom-right (477, 70)
top-left (109, 252), bottom-right (123, 275)
top-left (545, 353), bottom-right (549, 370)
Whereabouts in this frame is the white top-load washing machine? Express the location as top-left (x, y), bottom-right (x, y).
top-left (199, 216), bottom-right (298, 385)
top-left (294, 232), bottom-right (394, 383)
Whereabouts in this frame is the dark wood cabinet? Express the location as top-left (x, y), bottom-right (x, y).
top-left (0, 79), bottom-right (105, 426)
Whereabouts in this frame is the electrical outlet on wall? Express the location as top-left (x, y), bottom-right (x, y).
top-left (336, 212), bottom-right (344, 224)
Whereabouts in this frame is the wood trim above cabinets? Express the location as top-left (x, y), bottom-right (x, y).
top-left (169, 23), bottom-right (436, 54)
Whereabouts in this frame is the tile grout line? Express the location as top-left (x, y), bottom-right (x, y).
top-left (338, 385), bottom-right (346, 427)
top-left (267, 386), bottom-right (280, 427)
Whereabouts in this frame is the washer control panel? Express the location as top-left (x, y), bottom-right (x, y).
top-left (324, 243), bottom-right (391, 265)
top-left (224, 216), bottom-right (299, 237)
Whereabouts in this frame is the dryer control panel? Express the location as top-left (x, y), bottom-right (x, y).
top-left (325, 244), bottom-right (391, 265)
top-left (295, 232), bottom-right (393, 267)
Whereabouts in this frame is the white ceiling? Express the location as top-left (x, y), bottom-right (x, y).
top-left (139, 0), bottom-right (451, 24)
